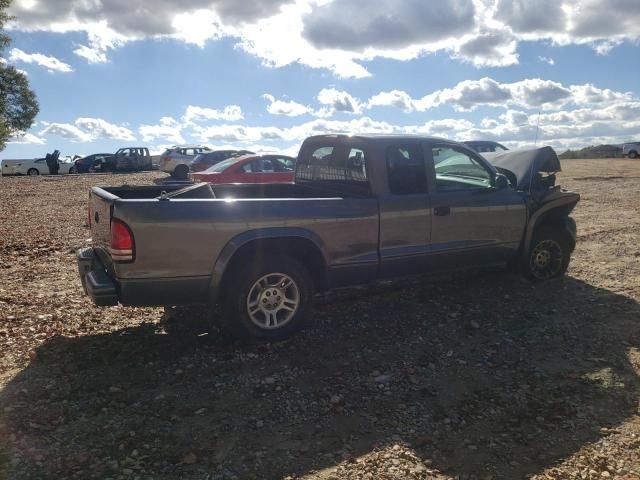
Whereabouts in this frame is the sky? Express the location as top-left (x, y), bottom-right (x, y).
top-left (2, 0), bottom-right (640, 159)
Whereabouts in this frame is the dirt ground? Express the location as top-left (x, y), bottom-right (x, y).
top-left (0, 160), bottom-right (639, 480)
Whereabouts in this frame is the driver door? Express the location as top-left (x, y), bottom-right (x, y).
top-left (427, 143), bottom-right (526, 266)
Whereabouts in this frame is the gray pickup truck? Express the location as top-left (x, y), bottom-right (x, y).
top-left (78, 135), bottom-right (579, 339)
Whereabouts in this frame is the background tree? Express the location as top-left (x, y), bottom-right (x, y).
top-left (0, 0), bottom-right (38, 150)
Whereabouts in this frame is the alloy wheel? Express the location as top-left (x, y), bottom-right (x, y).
top-left (530, 239), bottom-right (563, 280)
top-left (246, 272), bottom-right (300, 330)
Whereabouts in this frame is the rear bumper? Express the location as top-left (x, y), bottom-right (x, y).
top-left (77, 247), bottom-right (119, 306)
top-left (77, 247), bottom-right (211, 307)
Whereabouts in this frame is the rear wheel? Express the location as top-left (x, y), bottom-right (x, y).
top-left (629, 150), bottom-right (638, 159)
top-left (27, 168), bottom-right (39, 176)
top-left (522, 226), bottom-right (572, 281)
top-left (220, 255), bottom-right (313, 340)
top-left (173, 164), bottom-right (189, 180)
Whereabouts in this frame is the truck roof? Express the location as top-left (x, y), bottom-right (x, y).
top-left (303, 133), bottom-right (456, 143)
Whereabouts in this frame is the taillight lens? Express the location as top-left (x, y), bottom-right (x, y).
top-left (109, 219), bottom-right (134, 262)
top-left (87, 207), bottom-right (92, 227)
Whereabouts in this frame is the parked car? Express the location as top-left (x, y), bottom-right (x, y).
top-left (1, 155), bottom-right (76, 175)
top-left (622, 142), bottom-right (640, 159)
top-left (74, 153), bottom-right (113, 173)
top-left (191, 150), bottom-right (255, 172)
top-left (463, 140), bottom-right (509, 153)
top-left (101, 147), bottom-right (153, 172)
top-left (191, 154), bottom-right (296, 184)
top-left (78, 135), bottom-right (579, 340)
top-left (159, 145), bottom-right (212, 179)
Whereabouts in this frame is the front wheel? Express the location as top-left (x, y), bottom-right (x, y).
top-left (522, 227), bottom-right (572, 281)
top-left (629, 151), bottom-right (638, 159)
top-left (27, 168), bottom-right (39, 176)
top-left (68, 167), bottom-right (76, 174)
top-left (221, 255), bottom-right (313, 340)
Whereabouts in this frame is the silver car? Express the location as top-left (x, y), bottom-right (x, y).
top-left (159, 145), bottom-right (212, 179)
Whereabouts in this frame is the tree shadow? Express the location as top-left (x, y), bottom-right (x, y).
top-left (1, 272), bottom-right (639, 479)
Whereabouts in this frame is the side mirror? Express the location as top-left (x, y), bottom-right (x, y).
top-left (494, 172), bottom-right (510, 189)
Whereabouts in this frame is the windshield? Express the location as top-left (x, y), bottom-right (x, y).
top-left (433, 147), bottom-right (492, 187)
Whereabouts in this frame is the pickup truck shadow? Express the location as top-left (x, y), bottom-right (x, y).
top-left (1, 272), bottom-right (639, 479)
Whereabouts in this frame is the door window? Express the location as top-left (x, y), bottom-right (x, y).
top-left (432, 146), bottom-right (492, 190)
top-left (386, 145), bottom-right (427, 195)
top-left (243, 159), bottom-right (270, 173)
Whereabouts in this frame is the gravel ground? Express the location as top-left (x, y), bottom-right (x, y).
top-left (0, 160), bottom-right (639, 480)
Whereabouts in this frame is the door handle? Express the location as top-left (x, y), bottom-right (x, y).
top-left (434, 206), bottom-right (450, 216)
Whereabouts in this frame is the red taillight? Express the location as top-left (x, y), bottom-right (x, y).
top-left (161, 156), bottom-right (171, 165)
top-left (87, 207), bottom-right (92, 227)
top-left (109, 219), bottom-right (134, 262)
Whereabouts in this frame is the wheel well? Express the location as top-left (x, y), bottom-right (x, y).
top-left (530, 212), bottom-right (575, 250)
top-left (220, 237), bottom-right (328, 294)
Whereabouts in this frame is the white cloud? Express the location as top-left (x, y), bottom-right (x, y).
top-left (139, 117), bottom-right (186, 145)
top-left (317, 88), bottom-right (362, 114)
top-left (366, 77), bottom-right (633, 113)
top-left (302, 0), bottom-right (475, 51)
top-left (73, 45), bottom-right (107, 63)
top-left (39, 122), bottom-right (92, 142)
top-left (8, 48), bottom-right (73, 73)
top-left (7, 0), bottom-right (640, 75)
top-left (367, 90), bottom-right (417, 113)
top-left (538, 56), bottom-right (555, 65)
top-left (193, 124), bottom-right (285, 143)
top-left (183, 105), bottom-right (244, 123)
top-left (454, 27), bottom-right (519, 67)
top-left (9, 132), bottom-right (46, 145)
top-left (39, 118), bottom-right (135, 142)
top-left (75, 117), bottom-right (136, 141)
top-left (262, 94), bottom-right (312, 117)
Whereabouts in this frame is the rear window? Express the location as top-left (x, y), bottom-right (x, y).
top-left (296, 145), bottom-right (367, 184)
top-left (208, 157), bottom-right (243, 172)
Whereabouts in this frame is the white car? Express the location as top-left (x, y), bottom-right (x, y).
top-left (1, 156), bottom-right (76, 175)
top-left (159, 145), bottom-right (211, 179)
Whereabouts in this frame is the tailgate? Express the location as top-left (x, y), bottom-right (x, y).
top-left (89, 187), bottom-right (117, 252)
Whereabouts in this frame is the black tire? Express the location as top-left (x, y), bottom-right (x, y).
top-left (522, 226), bottom-right (572, 281)
top-left (27, 168), bottom-right (39, 176)
top-left (68, 167), bottom-right (76, 174)
top-left (173, 164), bottom-right (189, 180)
top-left (220, 255), bottom-right (314, 340)
top-left (629, 151), bottom-right (638, 159)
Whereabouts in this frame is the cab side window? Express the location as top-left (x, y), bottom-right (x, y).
top-left (386, 145), bottom-right (427, 195)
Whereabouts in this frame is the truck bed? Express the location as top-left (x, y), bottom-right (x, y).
top-left (87, 181), bottom-right (380, 306)
top-left (100, 182), bottom-right (357, 200)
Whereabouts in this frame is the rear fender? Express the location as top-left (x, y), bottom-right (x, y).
top-left (208, 227), bottom-right (329, 303)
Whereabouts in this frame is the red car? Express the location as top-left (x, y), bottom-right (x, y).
top-left (190, 154), bottom-right (296, 184)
